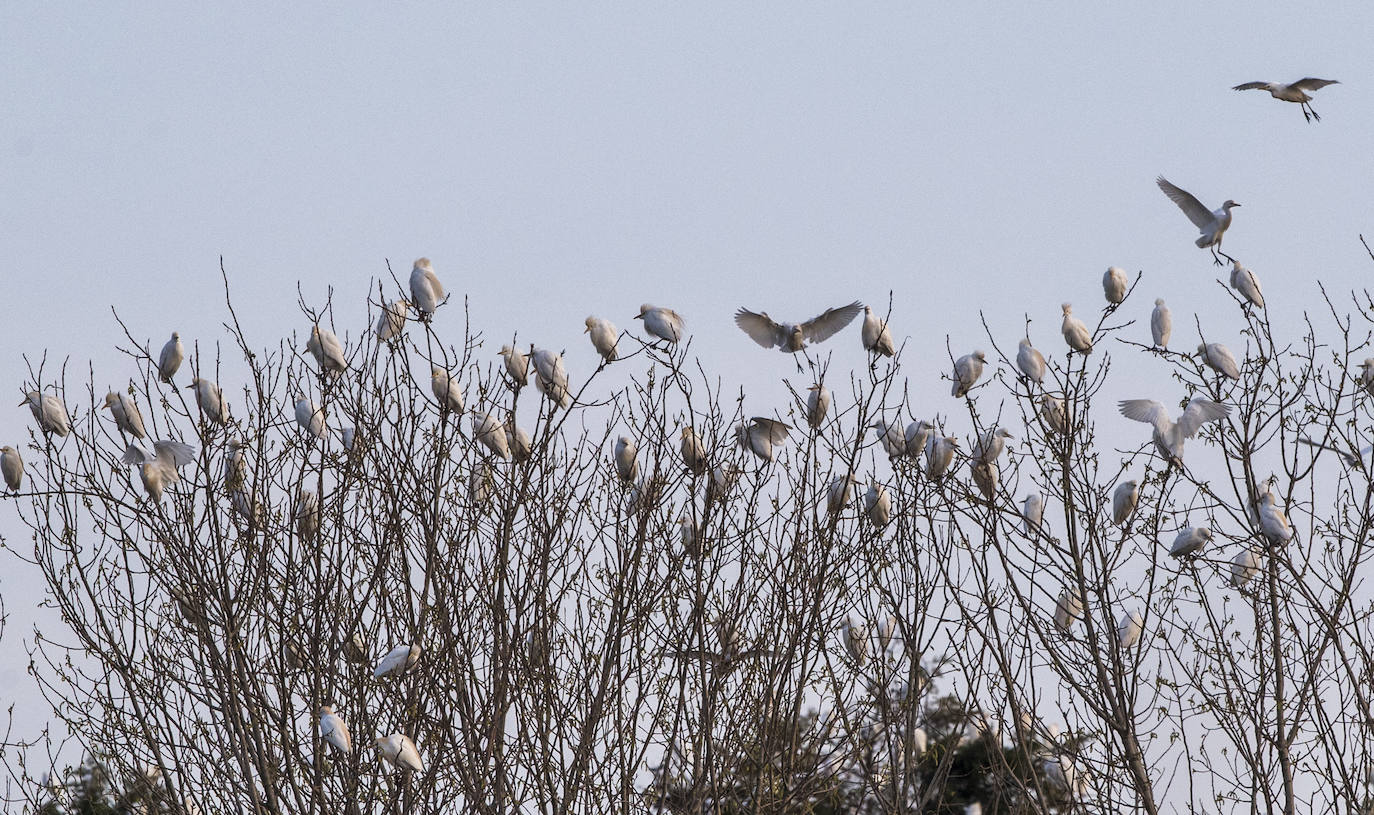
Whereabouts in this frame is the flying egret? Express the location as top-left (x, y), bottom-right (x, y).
top-left (295, 397), bottom-right (329, 440)
top-left (188, 378), bottom-right (229, 425)
top-left (430, 367), bottom-right (464, 414)
top-left (306, 325), bottom-right (348, 376)
top-left (1022, 493), bottom-right (1044, 535)
top-left (158, 333), bottom-right (184, 383)
top-left (498, 345), bottom-right (529, 387)
top-left (1016, 340), bottom-right (1046, 384)
top-left (925, 436), bottom-right (959, 479)
top-left (827, 472), bottom-right (856, 514)
top-left (1151, 299), bottom-right (1172, 348)
top-left (951, 351), bottom-right (987, 398)
top-left (318, 706), bottom-right (351, 754)
top-left (1231, 548), bottom-right (1262, 588)
top-left (842, 618), bottom-right (868, 667)
top-left (1112, 480), bottom-right (1139, 526)
top-left (733, 301), bottom-right (862, 366)
top-left (864, 483), bottom-right (892, 528)
top-left (584, 316), bottom-right (619, 362)
top-left (101, 391), bottom-right (147, 439)
top-left (1039, 395), bottom-right (1068, 435)
top-left (504, 418), bottom-right (532, 462)
top-left (869, 419), bottom-right (906, 458)
top-left (1232, 78), bottom-right (1339, 122)
top-left (374, 644), bottom-right (421, 679)
top-left (1169, 524), bottom-right (1212, 558)
top-left (295, 489), bottom-right (320, 542)
top-left (861, 306), bottom-right (895, 357)
top-left (1297, 435), bottom-right (1371, 469)
top-left (1198, 343), bottom-right (1241, 381)
top-left (1157, 176), bottom-right (1240, 265)
top-left (1257, 489), bottom-right (1294, 544)
top-left (634, 304), bottom-right (685, 344)
top-left (1053, 590), bottom-right (1083, 633)
top-left (409, 258), bottom-right (445, 319)
top-left (531, 348), bottom-right (571, 407)
top-left (805, 384), bottom-right (830, 429)
top-left (1061, 304), bottom-right (1093, 354)
top-left (971, 461), bottom-right (998, 499)
top-left (678, 426), bottom-right (708, 475)
top-left (613, 436), bottom-right (638, 483)
top-left (1118, 396), bottom-right (1230, 465)
top-left (1229, 261), bottom-right (1265, 309)
top-left (0, 446), bottom-right (22, 491)
top-left (122, 440), bottom-right (196, 503)
top-left (973, 427), bottom-right (1013, 464)
top-left (21, 392), bottom-right (70, 437)
top-left (1103, 267), bottom-right (1128, 304)
top-left (1117, 610), bottom-right (1144, 649)
top-left (737, 417), bottom-right (791, 463)
top-left (376, 299), bottom-right (409, 340)
top-left (375, 734), bottom-right (424, 772)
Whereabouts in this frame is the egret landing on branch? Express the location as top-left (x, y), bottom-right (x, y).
top-left (1233, 78), bottom-right (1338, 122)
top-left (1157, 176), bottom-right (1239, 266)
top-left (734, 301), bottom-right (862, 371)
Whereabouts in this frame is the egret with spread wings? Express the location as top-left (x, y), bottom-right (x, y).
top-left (734, 301), bottom-right (863, 370)
top-left (1233, 78), bottom-right (1338, 122)
top-left (1157, 176), bottom-right (1240, 266)
top-left (1119, 396), bottom-right (1230, 466)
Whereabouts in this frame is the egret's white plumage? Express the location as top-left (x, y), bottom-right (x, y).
top-left (1119, 397), bottom-right (1230, 465)
top-left (864, 483), bottom-right (892, 528)
top-left (295, 489), bottom-right (321, 542)
top-left (1061, 303), bottom-right (1092, 354)
top-left (973, 427), bottom-right (1013, 464)
top-left (1257, 490), bottom-right (1294, 544)
top-left (951, 351), bottom-right (987, 397)
top-left (22, 392), bottom-right (70, 437)
top-left (224, 437), bottom-right (247, 492)
top-left (122, 440), bottom-right (196, 503)
top-left (861, 306), bottom-right (895, 357)
top-left (1151, 299), bottom-right (1172, 348)
top-left (613, 435), bottom-right (638, 484)
top-left (679, 426), bottom-right (707, 475)
top-left (1117, 610), bottom-right (1144, 649)
top-left (1022, 494), bottom-right (1044, 535)
top-left (531, 348), bottom-right (571, 407)
top-left (1, 446), bottom-right (22, 492)
top-left (1230, 548), bottom-right (1262, 588)
top-left (733, 301), bottom-right (862, 352)
top-left (904, 420), bottom-right (934, 458)
top-left (158, 333), bottom-right (184, 383)
top-left (374, 644), bottom-right (421, 678)
top-left (971, 460), bottom-right (998, 499)
top-left (736, 417), bottom-right (791, 463)
top-left (584, 317), bottom-right (619, 362)
top-left (295, 397), bottom-right (329, 440)
top-left (376, 299), bottom-right (410, 340)
top-left (1198, 342), bottom-right (1241, 381)
top-left (504, 418), bottom-right (532, 462)
top-left (1039, 395), bottom-right (1068, 435)
top-left (1112, 480), bottom-right (1139, 526)
top-left (1157, 176), bottom-right (1240, 265)
top-left (306, 325), bottom-right (348, 376)
top-left (1233, 78), bottom-right (1339, 122)
top-left (409, 258), bottom-right (445, 318)
top-left (188, 378), bottom-right (229, 425)
top-left (842, 618), bottom-right (868, 666)
top-left (1229, 261), bottom-right (1265, 309)
top-left (1361, 359), bottom-right (1374, 398)
top-left (318, 706), bottom-right (351, 753)
top-left (925, 436), bottom-right (959, 479)
top-left (869, 419), bottom-right (906, 458)
top-left (1016, 340), bottom-right (1046, 384)
top-left (1169, 524), bottom-right (1212, 558)
top-left (1103, 266), bottom-right (1128, 304)
top-left (635, 304), bottom-right (685, 344)
top-left (375, 733), bottom-right (424, 772)
top-left (473, 412), bottom-right (511, 460)
top-left (1053, 590), bottom-right (1084, 633)
top-left (805, 384), bottom-right (830, 429)
top-left (430, 367), bottom-right (465, 413)
top-left (827, 472), bottom-right (856, 514)
top-left (498, 345), bottom-right (529, 387)
top-left (102, 391), bottom-right (148, 439)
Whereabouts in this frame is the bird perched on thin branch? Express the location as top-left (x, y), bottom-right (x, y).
top-left (1016, 340), bottom-right (1046, 385)
top-left (951, 351), bottom-right (987, 398)
top-left (1103, 267), bottom-right (1128, 305)
top-left (1232, 78), bottom-right (1338, 122)
top-left (1229, 260), bottom-right (1265, 310)
top-left (1151, 299), bottom-right (1172, 348)
top-left (635, 304), bottom-right (685, 344)
top-left (736, 417), bottom-right (791, 464)
top-left (409, 258), bottom-right (446, 320)
top-left (1157, 176), bottom-right (1240, 266)
top-left (861, 306), bottom-right (895, 357)
top-left (734, 301), bottom-right (862, 370)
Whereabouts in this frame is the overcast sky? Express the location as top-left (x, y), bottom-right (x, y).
top-left (2, 0), bottom-right (1371, 758)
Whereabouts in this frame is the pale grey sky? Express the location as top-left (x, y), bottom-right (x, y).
top-left (2, 0), bottom-right (1370, 758)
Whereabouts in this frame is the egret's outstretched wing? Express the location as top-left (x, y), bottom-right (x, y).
top-left (153, 440), bottom-right (197, 469)
top-left (1232, 81), bottom-right (1269, 91)
top-left (734, 309), bottom-right (783, 348)
top-left (1118, 399), bottom-right (1171, 435)
top-left (801, 301), bottom-right (863, 343)
top-left (1292, 78), bottom-right (1339, 91)
top-left (750, 417), bottom-right (792, 443)
top-left (1156, 177), bottom-right (1214, 229)
top-left (1177, 398), bottom-right (1230, 438)
top-left (121, 444), bottom-right (150, 466)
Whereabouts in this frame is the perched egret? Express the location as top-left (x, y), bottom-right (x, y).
top-left (951, 351), bottom-right (987, 397)
top-left (375, 734), bottom-right (424, 772)
top-left (1157, 176), bottom-right (1240, 266)
top-left (158, 333), bottom-right (184, 383)
top-left (1229, 261), bottom-right (1265, 309)
top-left (679, 426), bottom-right (708, 475)
top-left (409, 258), bottom-right (445, 319)
top-left (805, 384), bottom-right (830, 429)
top-left (864, 483), bottom-right (892, 528)
top-left (223, 438), bottom-right (247, 491)
top-left (1230, 548), bottom-right (1262, 588)
top-left (473, 412), bottom-right (510, 459)
top-left (295, 397), bottom-right (329, 440)
top-left (971, 461), bottom-right (998, 499)
top-left (736, 417), bottom-right (791, 463)
top-left (677, 515), bottom-right (703, 560)
top-left (430, 367), bottom-right (465, 414)
top-left (1103, 266), bottom-right (1129, 304)
top-left (1022, 494), bottom-right (1044, 535)
top-left (531, 348), bottom-right (571, 407)
top-left (925, 436), bottom-right (959, 479)
top-left (1232, 78), bottom-right (1339, 122)
top-left (1257, 489), bottom-right (1294, 544)
top-left (1061, 304), bottom-right (1093, 354)
top-left (1117, 610), bottom-right (1144, 649)
top-left (861, 306), bottom-right (895, 357)
top-left (1039, 395), bottom-right (1068, 435)
top-left (295, 489), bottom-right (321, 542)
top-left (905, 420), bottom-right (934, 458)
top-left (1053, 590), bottom-right (1083, 633)
top-left (869, 419), bottom-right (906, 458)
top-left (306, 325), bottom-right (348, 376)
top-left (188, 378), bottom-right (229, 425)
top-left (0, 446), bottom-right (22, 491)
top-left (613, 436), bottom-right (638, 483)
top-left (733, 301), bottom-right (862, 353)
top-left (343, 633), bottom-right (368, 664)
top-left (1169, 524), bottom-right (1212, 558)
top-left (827, 472), bottom-right (856, 514)
top-left (101, 391), bottom-right (147, 439)
top-left (318, 706), bottom-right (351, 753)
top-left (1043, 756), bottom-right (1083, 797)
top-left (842, 619), bottom-right (868, 667)
top-left (709, 463), bottom-right (740, 497)
top-left (498, 345), bottom-right (529, 387)
top-left (584, 316), bottom-right (619, 362)
top-left (22, 392), bottom-right (71, 437)
top-left (1198, 342), bottom-right (1241, 381)
top-left (374, 644), bottom-right (421, 679)
top-left (1112, 480), bottom-right (1140, 526)
top-left (1119, 396), bottom-right (1230, 466)
top-left (634, 304), bottom-right (685, 344)
top-left (1016, 340), bottom-right (1046, 384)
top-left (122, 440), bottom-right (196, 503)
top-left (375, 299), bottom-right (409, 340)
top-left (231, 489), bottom-right (267, 528)
top-left (469, 464), bottom-right (494, 505)
top-left (504, 418), bottom-right (532, 462)
top-left (973, 427), bottom-right (1013, 464)
top-left (1151, 299), bottom-right (1172, 348)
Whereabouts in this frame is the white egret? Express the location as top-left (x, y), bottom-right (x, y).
top-left (374, 644), bottom-right (421, 678)
top-left (634, 304), bottom-right (685, 344)
top-left (375, 733), bottom-right (424, 772)
top-left (531, 348), bottom-right (571, 407)
top-left (22, 392), bottom-right (70, 437)
top-left (1297, 435), bottom-right (1371, 469)
top-left (122, 440), bottom-right (196, 503)
top-left (1039, 394), bottom-right (1068, 435)
top-left (231, 489), bottom-right (267, 528)
top-left (409, 258), bottom-right (445, 318)
top-left (864, 483), bottom-right (892, 528)
top-left (965, 802), bottom-right (980, 815)
top-left (343, 633), bottom-right (368, 664)
top-left (224, 438), bottom-right (247, 491)
top-left (827, 472), bottom-right (856, 514)
top-left (1118, 396), bottom-right (1230, 465)
top-left (101, 391), bottom-right (147, 439)
top-left (430, 367), bottom-right (464, 414)
top-left (469, 464), bottom-right (493, 505)
top-left (188, 378), bottom-right (229, 425)
top-left (1229, 260), bottom-right (1265, 309)
top-left (1157, 176), bottom-right (1240, 265)
top-left (498, 345), bottom-right (529, 387)
top-left (925, 436), bottom-right (959, 479)
top-left (971, 461), bottom-right (998, 499)
top-left (295, 489), bottom-right (320, 542)
top-left (1117, 610), bottom-right (1144, 649)
top-left (951, 350), bottom-right (987, 397)
top-left (869, 419), bottom-right (906, 458)
top-left (709, 462), bottom-right (740, 498)
top-left (1198, 342), bottom-right (1241, 381)
top-left (1053, 589), bottom-right (1083, 633)
top-left (584, 316), bottom-right (619, 362)
top-left (1169, 523), bottom-right (1212, 558)
top-left (679, 426), bottom-right (708, 475)
top-left (905, 420), bottom-right (934, 458)
top-left (1016, 339), bottom-right (1046, 384)
top-left (677, 515), bottom-right (703, 560)
top-left (1233, 77), bottom-right (1339, 122)
top-left (733, 301), bottom-right (862, 353)
top-left (1257, 489), bottom-right (1294, 544)
top-left (973, 427), bottom-right (1013, 464)
top-left (1103, 266), bottom-right (1128, 304)
top-left (842, 618), bottom-right (868, 667)
top-left (1043, 756), bottom-right (1083, 797)
top-left (1061, 303), bottom-right (1093, 354)
top-left (1230, 548), bottom-right (1262, 588)
top-left (306, 325), bottom-right (348, 376)
top-left (1, 446), bottom-right (22, 492)
top-left (1112, 480), bottom-right (1139, 526)
top-left (805, 384), bottom-right (830, 429)
top-left (158, 332), bottom-right (184, 383)
top-left (613, 436), bottom-right (638, 484)
top-left (1151, 299), bottom-right (1172, 348)
top-left (861, 306), bottom-right (895, 357)
top-left (1022, 493), bottom-right (1044, 535)
top-left (295, 397), bottom-right (329, 440)
top-left (876, 615), bottom-right (897, 653)
top-left (472, 412), bottom-right (510, 459)
top-left (376, 299), bottom-right (409, 340)
top-left (504, 418), bottom-right (532, 462)
top-left (318, 706), bottom-right (351, 753)
top-left (736, 417), bottom-right (791, 463)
